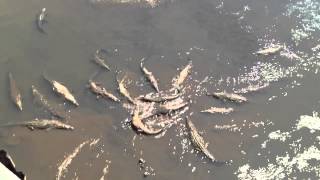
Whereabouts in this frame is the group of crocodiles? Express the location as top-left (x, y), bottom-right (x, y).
top-left (3, 8), bottom-right (283, 164)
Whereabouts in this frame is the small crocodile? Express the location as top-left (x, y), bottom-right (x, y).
top-left (117, 75), bottom-right (135, 104)
top-left (36, 8), bottom-right (47, 33)
top-left (140, 58), bottom-right (160, 92)
top-left (208, 91), bottom-right (247, 103)
top-left (32, 85), bottom-right (66, 119)
top-left (256, 45), bottom-right (283, 56)
top-left (201, 107), bottom-right (234, 114)
top-left (88, 81), bottom-right (120, 102)
top-left (132, 108), bottom-right (162, 135)
top-left (8, 72), bottom-right (22, 111)
top-left (93, 49), bottom-right (110, 71)
top-left (172, 61), bottom-right (192, 89)
top-left (1, 119), bottom-right (74, 130)
top-left (43, 74), bottom-right (79, 106)
top-left (136, 90), bottom-right (180, 103)
top-left (186, 118), bottom-right (217, 162)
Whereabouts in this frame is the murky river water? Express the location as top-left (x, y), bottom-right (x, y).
top-left (0, 0), bottom-right (320, 179)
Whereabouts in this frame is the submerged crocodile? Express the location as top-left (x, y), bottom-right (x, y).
top-left (32, 85), bottom-right (66, 119)
top-left (140, 58), bottom-right (160, 92)
top-left (89, 81), bottom-right (120, 102)
top-left (8, 72), bottom-right (22, 111)
top-left (201, 107), bottom-right (234, 114)
top-left (44, 74), bottom-right (79, 106)
top-left (172, 61), bottom-right (192, 89)
top-left (136, 90), bottom-right (180, 103)
top-left (208, 91), bottom-right (248, 103)
top-left (186, 119), bottom-right (218, 162)
top-left (117, 75), bottom-right (135, 104)
top-left (93, 49), bottom-right (110, 71)
top-left (36, 8), bottom-right (47, 33)
top-left (2, 119), bottom-right (74, 130)
top-left (256, 45), bottom-right (283, 56)
top-left (234, 83), bottom-right (269, 94)
top-left (132, 108), bottom-right (162, 135)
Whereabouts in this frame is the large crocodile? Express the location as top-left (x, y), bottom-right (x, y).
top-left (44, 74), bottom-right (79, 106)
top-left (2, 119), bottom-right (74, 130)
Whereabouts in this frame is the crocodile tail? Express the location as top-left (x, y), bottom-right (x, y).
top-left (89, 69), bottom-right (101, 82)
top-left (42, 72), bottom-right (52, 83)
top-left (212, 159), bottom-right (232, 166)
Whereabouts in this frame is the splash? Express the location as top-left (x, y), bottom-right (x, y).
top-left (286, 0), bottom-right (320, 45)
top-left (236, 111), bottom-right (320, 179)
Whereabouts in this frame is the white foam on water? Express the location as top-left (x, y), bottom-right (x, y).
top-left (236, 111), bottom-right (320, 179)
top-left (297, 112), bottom-right (320, 133)
top-left (268, 130), bottom-right (291, 142)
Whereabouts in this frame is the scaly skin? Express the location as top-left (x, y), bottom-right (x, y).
top-left (43, 74), bottom-right (79, 106)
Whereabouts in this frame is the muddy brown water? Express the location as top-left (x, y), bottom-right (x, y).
top-left (0, 0), bottom-right (320, 179)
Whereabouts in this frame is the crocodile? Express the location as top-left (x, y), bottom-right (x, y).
top-left (43, 74), bottom-right (79, 106)
top-left (117, 75), bottom-right (135, 104)
top-left (141, 98), bottom-right (189, 120)
top-left (234, 83), bottom-right (269, 94)
top-left (36, 8), bottom-right (47, 33)
top-left (140, 58), bottom-right (160, 92)
top-left (136, 90), bottom-right (180, 103)
top-left (93, 49), bottom-right (110, 71)
top-left (201, 107), bottom-right (234, 114)
top-left (208, 91), bottom-right (247, 103)
top-left (186, 118), bottom-right (217, 162)
top-left (158, 98), bottom-right (189, 114)
top-left (172, 61), bottom-right (192, 89)
top-left (32, 85), bottom-right (66, 119)
top-left (8, 72), bottom-right (22, 111)
top-left (2, 119), bottom-right (74, 130)
top-left (89, 81), bottom-right (120, 102)
top-left (132, 108), bottom-right (162, 135)
top-left (256, 45), bottom-right (283, 56)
